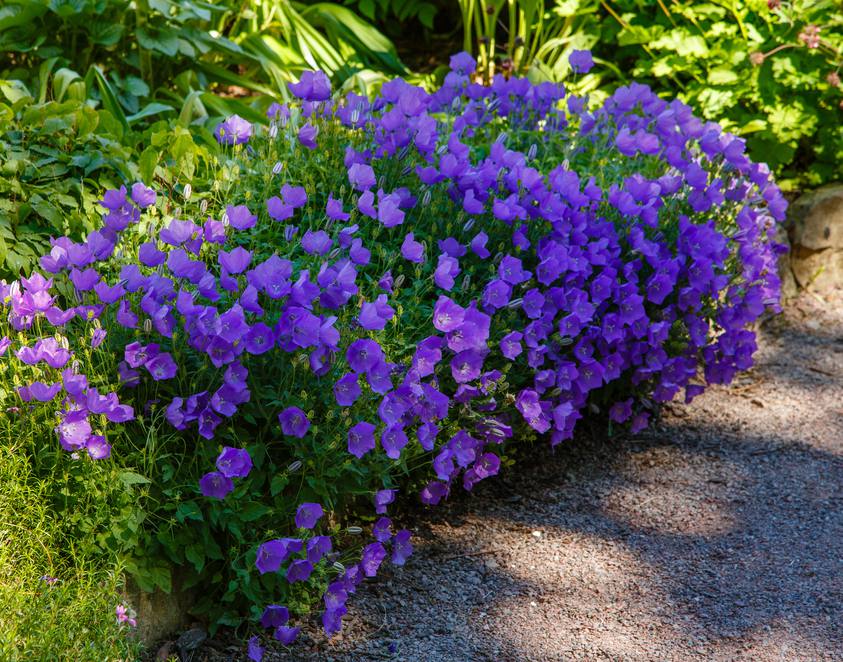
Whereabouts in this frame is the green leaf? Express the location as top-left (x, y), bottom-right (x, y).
top-left (127, 102), bottom-right (175, 124)
top-left (0, 79), bottom-right (32, 104)
top-left (176, 501), bottom-right (204, 523)
top-left (238, 502), bottom-right (270, 522)
top-left (138, 145), bottom-right (159, 183)
top-left (185, 544), bottom-right (205, 573)
top-left (136, 26), bottom-right (180, 57)
top-left (86, 66), bottom-right (129, 133)
top-left (119, 471), bottom-right (151, 487)
top-left (651, 29), bottom-right (709, 58)
top-left (51, 67), bottom-right (83, 102)
top-left (707, 68), bottom-right (738, 85)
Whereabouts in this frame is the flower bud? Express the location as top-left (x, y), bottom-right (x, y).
top-left (394, 274), bottom-right (405, 289)
top-left (332, 561), bottom-right (346, 573)
top-left (749, 51), bottom-right (765, 66)
top-left (183, 184), bottom-right (192, 200)
top-left (346, 526), bottom-right (362, 535)
top-left (527, 143), bottom-right (538, 160)
top-left (272, 162), bottom-right (283, 175)
top-left (422, 189), bottom-right (432, 207)
top-left (143, 319), bottom-right (152, 334)
top-left (287, 460), bottom-right (302, 473)
top-left (463, 217), bottom-right (475, 232)
top-left (269, 122), bottom-right (278, 139)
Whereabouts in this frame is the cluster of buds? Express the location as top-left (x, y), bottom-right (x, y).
top-left (798, 25), bottom-right (822, 49)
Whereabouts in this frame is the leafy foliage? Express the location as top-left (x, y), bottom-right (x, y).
top-left (457, 0), bottom-right (842, 189)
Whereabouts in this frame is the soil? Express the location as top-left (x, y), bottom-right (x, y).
top-left (161, 290), bottom-right (843, 662)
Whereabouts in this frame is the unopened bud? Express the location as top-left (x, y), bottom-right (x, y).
top-left (332, 561), bottom-right (346, 573)
top-left (199, 199), bottom-right (208, 214)
top-left (394, 274), bottom-right (405, 288)
top-left (287, 460), bottom-right (302, 473)
top-left (422, 189), bottom-right (432, 207)
top-left (749, 51), bottom-right (765, 66)
top-left (183, 184), bottom-right (192, 200)
top-left (143, 319), bottom-right (152, 334)
top-left (272, 162), bottom-right (283, 175)
top-left (269, 122), bottom-right (278, 139)
top-left (346, 526), bottom-right (362, 535)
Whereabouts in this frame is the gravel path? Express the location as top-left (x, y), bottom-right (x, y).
top-left (177, 292), bottom-right (843, 662)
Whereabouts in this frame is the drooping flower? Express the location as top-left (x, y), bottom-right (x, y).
top-left (255, 538), bottom-right (303, 574)
top-left (199, 471), bottom-right (234, 499)
top-left (360, 542), bottom-right (387, 577)
top-left (216, 446), bottom-right (253, 478)
top-left (278, 406), bottom-right (310, 438)
top-left (288, 70), bottom-right (332, 101)
top-left (348, 421), bottom-right (377, 458)
top-left (306, 535), bottom-right (333, 564)
top-left (85, 435), bottom-right (112, 460)
top-left (247, 636), bottom-right (264, 662)
top-left (374, 489), bottom-right (397, 515)
top-left (295, 502), bottom-right (324, 529)
top-left (391, 530), bottom-right (413, 565)
top-left (401, 232), bottom-right (425, 263)
top-left (346, 338), bottom-right (385, 373)
top-left (260, 604), bottom-right (290, 628)
top-left (286, 559), bottom-right (314, 583)
top-left (226, 204), bottom-right (257, 230)
top-left (334, 373), bottom-right (361, 407)
top-left (215, 115), bottom-right (252, 145)
top-left (145, 352), bottom-right (178, 381)
top-left (298, 123), bottom-right (319, 149)
top-left (569, 49), bottom-right (594, 73)
top-left (131, 182), bottom-right (156, 208)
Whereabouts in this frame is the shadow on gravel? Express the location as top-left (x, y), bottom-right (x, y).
top-left (424, 416), bottom-right (843, 657)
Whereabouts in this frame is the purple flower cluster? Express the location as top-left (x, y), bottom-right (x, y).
top-left (0, 49), bottom-right (787, 645)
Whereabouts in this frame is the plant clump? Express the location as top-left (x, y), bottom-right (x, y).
top-left (0, 51), bottom-right (786, 645)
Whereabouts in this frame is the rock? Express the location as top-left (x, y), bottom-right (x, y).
top-left (176, 626), bottom-right (207, 658)
top-left (123, 567), bottom-right (199, 645)
top-left (155, 641), bottom-right (174, 661)
top-left (786, 183), bottom-right (843, 292)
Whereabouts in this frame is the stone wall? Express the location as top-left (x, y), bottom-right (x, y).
top-left (784, 184), bottom-right (843, 294)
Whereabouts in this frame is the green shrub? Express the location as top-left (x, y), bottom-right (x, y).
top-left (0, 52), bottom-right (786, 646)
